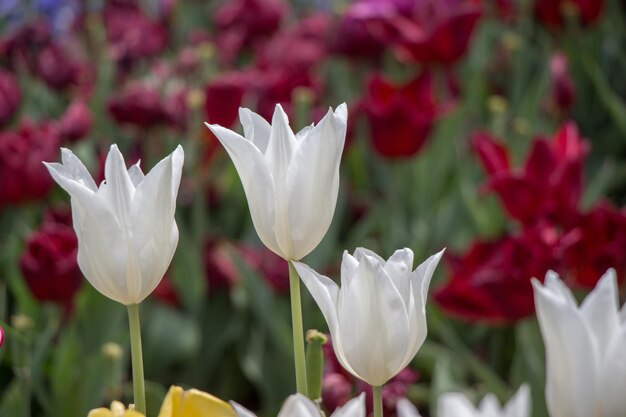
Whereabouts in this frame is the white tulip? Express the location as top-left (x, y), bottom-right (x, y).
top-left (231, 393), bottom-right (365, 417)
top-left (396, 385), bottom-right (530, 417)
top-left (44, 145), bottom-right (184, 305)
top-left (205, 103), bottom-right (347, 261)
top-left (293, 247), bottom-right (444, 386)
top-left (532, 269), bottom-right (626, 417)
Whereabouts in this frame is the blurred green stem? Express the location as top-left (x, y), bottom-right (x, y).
top-left (373, 385), bottom-right (383, 417)
top-left (305, 330), bottom-right (327, 400)
top-left (288, 262), bottom-right (308, 394)
top-left (127, 304), bottom-right (146, 414)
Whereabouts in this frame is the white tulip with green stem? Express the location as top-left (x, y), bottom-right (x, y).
top-left (293, 247), bottom-right (444, 417)
top-left (45, 144), bottom-right (184, 414)
top-left (205, 103), bottom-right (347, 395)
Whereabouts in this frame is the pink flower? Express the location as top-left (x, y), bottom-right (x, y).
top-left (59, 99), bottom-right (92, 143)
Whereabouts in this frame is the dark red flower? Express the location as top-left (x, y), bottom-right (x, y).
top-left (103, 0), bottom-right (168, 66)
top-left (0, 68), bottom-right (20, 127)
top-left (0, 120), bottom-right (60, 205)
top-left (534, 0), bottom-right (604, 28)
top-left (434, 222), bottom-right (575, 323)
top-left (153, 275), bottom-right (180, 306)
top-left (322, 373), bottom-right (352, 413)
top-left (0, 19), bottom-right (52, 71)
top-left (473, 122), bottom-right (589, 227)
top-left (59, 99), bottom-right (92, 143)
top-left (204, 71), bottom-right (257, 127)
top-left (549, 52), bottom-right (576, 113)
top-left (0, 326), bottom-right (4, 347)
top-left (204, 239), bottom-right (239, 292)
top-left (369, 0), bottom-right (482, 65)
top-left (331, 2), bottom-right (391, 59)
top-left (363, 72), bottom-right (440, 158)
top-left (35, 43), bottom-right (81, 90)
top-left (19, 224), bottom-right (82, 305)
top-left (564, 202), bottom-right (626, 288)
top-left (214, 0), bottom-right (287, 63)
top-left (107, 85), bottom-right (166, 128)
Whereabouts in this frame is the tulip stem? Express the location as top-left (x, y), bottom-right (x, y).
top-left (127, 303), bottom-right (146, 414)
top-left (288, 261), bottom-right (308, 394)
top-left (373, 385), bottom-right (383, 417)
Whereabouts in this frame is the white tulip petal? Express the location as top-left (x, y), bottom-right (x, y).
top-left (295, 124), bottom-right (314, 142)
top-left (384, 248), bottom-right (414, 306)
top-left (205, 122), bottom-right (280, 256)
top-left (99, 145), bottom-right (135, 224)
top-left (598, 325), bottom-right (626, 417)
top-left (59, 147), bottom-right (98, 191)
top-left (338, 256), bottom-right (409, 385)
top-left (340, 251), bottom-right (360, 289)
top-left (277, 394), bottom-right (319, 417)
top-left (532, 278), bottom-right (596, 417)
top-left (239, 107), bottom-right (271, 154)
top-left (580, 268), bottom-right (620, 350)
top-left (230, 402), bottom-right (258, 417)
top-left (478, 394), bottom-right (502, 417)
top-left (285, 107), bottom-right (345, 259)
top-left (502, 385), bottom-right (531, 417)
top-left (397, 398), bottom-right (422, 417)
top-left (438, 393), bottom-right (478, 417)
top-left (353, 247), bottom-right (385, 265)
top-left (128, 161), bottom-right (145, 188)
top-left (332, 393), bottom-right (366, 417)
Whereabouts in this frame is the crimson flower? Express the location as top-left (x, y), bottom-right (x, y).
top-left (534, 0), bottom-right (604, 29)
top-left (59, 99), bottom-right (92, 143)
top-left (368, 0), bottom-right (482, 65)
top-left (363, 72), bottom-right (440, 158)
top-left (0, 120), bottom-right (59, 205)
top-left (472, 122), bottom-right (589, 227)
top-left (19, 223), bottom-right (82, 305)
top-left (434, 222), bottom-right (573, 323)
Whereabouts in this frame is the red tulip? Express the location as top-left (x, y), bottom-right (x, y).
top-left (473, 122), bottom-right (589, 227)
top-left (434, 222), bottom-right (573, 323)
top-left (534, 0), bottom-right (604, 28)
top-left (59, 99), bottom-right (92, 142)
top-left (107, 85), bottom-right (166, 128)
top-left (19, 224), bottom-right (82, 305)
top-left (363, 72), bottom-right (440, 158)
top-left (204, 71), bottom-right (257, 127)
top-left (549, 52), bottom-right (576, 113)
top-left (369, 0), bottom-right (482, 65)
top-left (35, 43), bottom-right (81, 90)
top-left (0, 120), bottom-right (59, 205)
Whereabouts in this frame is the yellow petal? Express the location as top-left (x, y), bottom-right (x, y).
top-left (87, 401), bottom-right (144, 417)
top-left (158, 386), bottom-right (236, 417)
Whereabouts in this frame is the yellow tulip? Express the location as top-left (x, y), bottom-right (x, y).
top-left (158, 386), bottom-right (236, 417)
top-left (87, 401), bottom-right (144, 417)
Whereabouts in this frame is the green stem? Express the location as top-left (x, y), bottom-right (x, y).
top-left (288, 262), bottom-right (308, 394)
top-left (373, 385), bottom-right (383, 417)
top-left (127, 304), bottom-right (146, 414)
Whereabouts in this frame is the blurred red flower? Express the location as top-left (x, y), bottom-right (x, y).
top-left (331, 2), bottom-right (391, 59)
top-left (534, 0), bottom-right (604, 28)
top-left (238, 244), bottom-right (290, 294)
top-left (434, 222), bottom-right (573, 323)
top-left (59, 99), bottom-right (92, 142)
top-left (103, 0), bottom-right (168, 65)
top-left (549, 52), bottom-right (576, 113)
top-left (0, 120), bottom-right (59, 205)
top-left (204, 71), bottom-right (257, 127)
top-left (363, 72), bottom-right (440, 158)
top-left (107, 85), bottom-right (166, 129)
top-left (153, 275), bottom-right (180, 306)
top-left (204, 239), bottom-right (240, 292)
top-left (369, 0), bottom-right (482, 65)
top-left (214, 0), bottom-right (287, 63)
top-left (564, 202), bottom-right (626, 288)
top-left (19, 223), bottom-right (82, 305)
top-left (35, 43), bottom-right (82, 90)
top-left (473, 122), bottom-right (589, 227)
top-left (0, 68), bottom-right (20, 127)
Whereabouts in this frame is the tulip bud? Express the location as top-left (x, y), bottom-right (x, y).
top-left (44, 144), bottom-right (184, 305)
top-left (205, 103), bottom-right (347, 261)
top-left (88, 401), bottom-right (144, 417)
top-left (157, 385), bottom-right (236, 417)
top-left (533, 269), bottom-right (626, 417)
top-left (232, 393), bottom-right (366, 417)
top-left (294, 247), bottom-right (444, 386)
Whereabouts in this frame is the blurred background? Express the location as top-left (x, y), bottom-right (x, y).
top-left (0, 0), bottom-right (625, 416)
